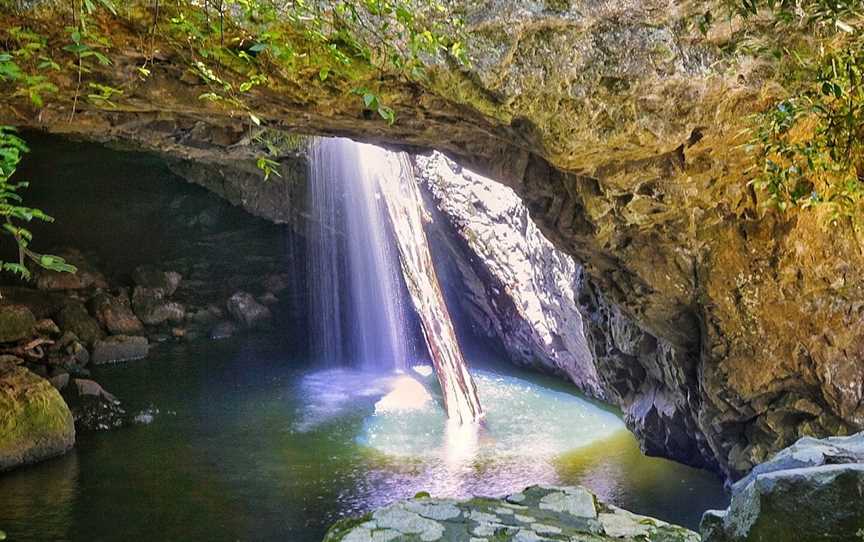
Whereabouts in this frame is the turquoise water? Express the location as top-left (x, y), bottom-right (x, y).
top-left (0, 336), bottom-right (728, 541)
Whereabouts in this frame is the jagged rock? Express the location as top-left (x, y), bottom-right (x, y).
top-left (54, 301), bottom-right (103, 346)
top-left (91, 335), bottom-right (149, 364)
top-left (66, 378), bottom-right (125, 431)
top-left (702, 433), bottom-right (864, 542)
top-left (0, 357), bottom-right (75, 471)
top-left (209, 320), bottom-right (236, 340)
top-left (262, 273), bottom-right (290, 294)
top-left (55, 331), bottom-right (90, 367)
top-left (324, 485), bottom-right (699, 542)
top-left (226, 292), bottom-right (271, 329)
top-left (0, 304), bottom-right (37, 343)
top-left (258, 292), bottom-right (279, 306)
top-left (34, 248), bottom-right (107, 291)
top-left (89, 291), bottom-right (144, 335)
top-left (132, 265), bottom-right (182, 296)
top-left (131, 287), bottom-right (186, 326)
top-left (48, 372), bottom-right (69, 391)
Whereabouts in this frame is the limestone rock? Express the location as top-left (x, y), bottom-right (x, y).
top-left (54, 301), bottom-right (103, 346)
top-left (0, 304), bottom-right (36, 343)
top-left (702, 433), bottom-right (864, 542)
top-left (0, 359), bottom-right (75, 471)
top-left (132, 286), bottom-right (186, 326)
top-left (324, 485), bottom-right (698, 542)
top-left (89, 291), bottom-right (144, 335)
top-left (91, 335), bottom-right (149, 364)
top-left (226, 292), bottom-right (271, 329)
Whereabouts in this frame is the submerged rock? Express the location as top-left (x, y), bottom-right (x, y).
top-left (91, 335), bottom-right (149, 364)
top-left (702, 433), bottom-right (864, 542)
top-left (0, 304), bottom-right (37, 343)
top-left (66, 378), bottom-right (126, 431)
top-left (0, 357), bottom-right (75, 471)
top-left (226, 292), bottom-right (271, 329)
top-left (324, 485), bottom-right (698, 542)
top-left (208, 320), bottom-right (237, 340)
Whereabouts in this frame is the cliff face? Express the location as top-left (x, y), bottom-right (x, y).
top-left (2, 0), bottom-right (863, 477)
top-left (419, 153), bottom-right (715, 469)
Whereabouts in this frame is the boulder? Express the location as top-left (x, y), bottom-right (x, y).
top-left (54, 301), bottom-right (103, 346)
top-left (0, 358), bottom-right (75, 471)
top-left (88, 291), bottom-right (144, 335)
top-left (325, 485), bottom-right (699, 542)
top-left (91, 335), bottom-right (149, 364)
top-left (0, 304), bottom-right (36, 343)
top-left (262, 273), bottom-right (290, 294)
top-left (258, 292), bottom-right (279, 306)
top-left (34, 248), bottom-right (107, 291)
top-left (132, 287), bottom-right (185, 326)
top-left (702, 433), bottom-right (864, 542)
top-left (66, 378), bottom-right (125, 431)
top-left (132, 265), bottom-right (182, 296)
top-left (226, 291), bottom-right (271, 329)
top-left (34, 318), bottom-right (61, 336)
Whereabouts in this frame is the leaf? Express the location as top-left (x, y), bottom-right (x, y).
top-left (249, 112), bottom-right (262, 126)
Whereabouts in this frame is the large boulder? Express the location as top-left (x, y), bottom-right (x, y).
top-left (54, 301), bottom-right (103, 346)
top-left (0, 357), bottom-right (75, 471)
top-left (702, 433), bottom-right (864, 542)
top-left (0, 304), bottom-right (36, 343)
top-left (325, 485), bottom-right (699, 542)
top-left (34, 248), bottom-right (108, 291)
top-left (88, 291), bottom-right (144, 335)
top-left (226, 291), bottom-right (271, 329)
top-left (131, 286), bottom-right (186, 326)
top-left (91, 335), bottom-right (149, 365)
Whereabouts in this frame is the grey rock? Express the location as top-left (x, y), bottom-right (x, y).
top-left (209, 320), bottom-right (237, 340)
top-left (91, 335), bottom-right (149, 364)
top-left (702, 433), bottom-right (864, 542)
top-left (226, 291), bottom-right (271, 329)
top-left (132, 286), bottom-right (186, 326)
top-left (68, 378), bottom-right (125, 432)
top-left (132, 265), bottom-right (182, 296)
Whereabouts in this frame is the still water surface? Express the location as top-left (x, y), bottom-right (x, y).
top-left (0, 336), bottom-right (728, 541)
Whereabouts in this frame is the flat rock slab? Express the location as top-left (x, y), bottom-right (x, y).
top-left (92, 335), bottom-right (149, 364)
top-left (324, 485), bottom-right (699, 542)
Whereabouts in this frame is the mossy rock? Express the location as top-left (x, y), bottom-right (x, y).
top-left (0, 362), bottom-right (75, 471)
top-left (0, 304), bottom-right (36, 343)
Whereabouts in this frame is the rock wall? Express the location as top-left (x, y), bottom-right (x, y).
top-left (2, 0), bottom-right (863, 478)
top-left (419, 153), bottom-right (715, 470)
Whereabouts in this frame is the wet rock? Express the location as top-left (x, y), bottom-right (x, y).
top-left (324, 485), bottom-right (698, 542)
top-left (89, 291), bottom-right (144, 335)
top-left (48, 372), bottom-right (70, 391)
top-left (55, 331), bottom-right (90, 367)
top-left (702, 433), bottom-right (864, 542)
top-left (54, 301), bottom-right (103, 346)
top-left (262, 273), bottom-right (290, 294)
top-left (258, 292), bottom-right (279, 306)
top-left (91, 335), bottom-right (149, 365)
top-left (226, 291), bottom-right (271, 329)
top-left (66, 378), bottom-right (125, 431)
top-left (132, 265), bottom-right (182, 296)
top-left (132, 286), bottom-right (186, 326)
top-left (0, 358), bottom-right (75, 471)
top-left (35, 318), bottom-right (61, 337)
top-left (34, 248), bottom-right (107, 291)
top-left (0, 304), bottom-right (37, 343)
top-left (209, 320), bottom-right (236, 340)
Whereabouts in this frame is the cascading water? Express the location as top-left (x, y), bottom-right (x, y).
top-left (306, 138), bottom-right (409, 370)
top-left (306, 136), bottom-right (483, 424)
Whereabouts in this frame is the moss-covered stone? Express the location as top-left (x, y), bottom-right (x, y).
top-left (0, 359), bottom-right (75, 471)
top-left (0, 304), bottom-right (36, 343)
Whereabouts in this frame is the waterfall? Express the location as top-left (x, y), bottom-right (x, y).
top-left (306, 137), bottom-right (483, 424)
top-left (306, 138), bottom-right (409, 370)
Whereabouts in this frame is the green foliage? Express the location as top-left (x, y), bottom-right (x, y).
top-left (709, 0), bottom-right (864, 224)
top-left (0, 127), bottom-right (76, 280)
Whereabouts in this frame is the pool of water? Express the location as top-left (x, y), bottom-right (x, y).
top-left (0, 335), bottom-right (728, 541)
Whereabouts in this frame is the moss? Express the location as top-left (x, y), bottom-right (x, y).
top-left (0, 305), bottom-right (36, 343)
